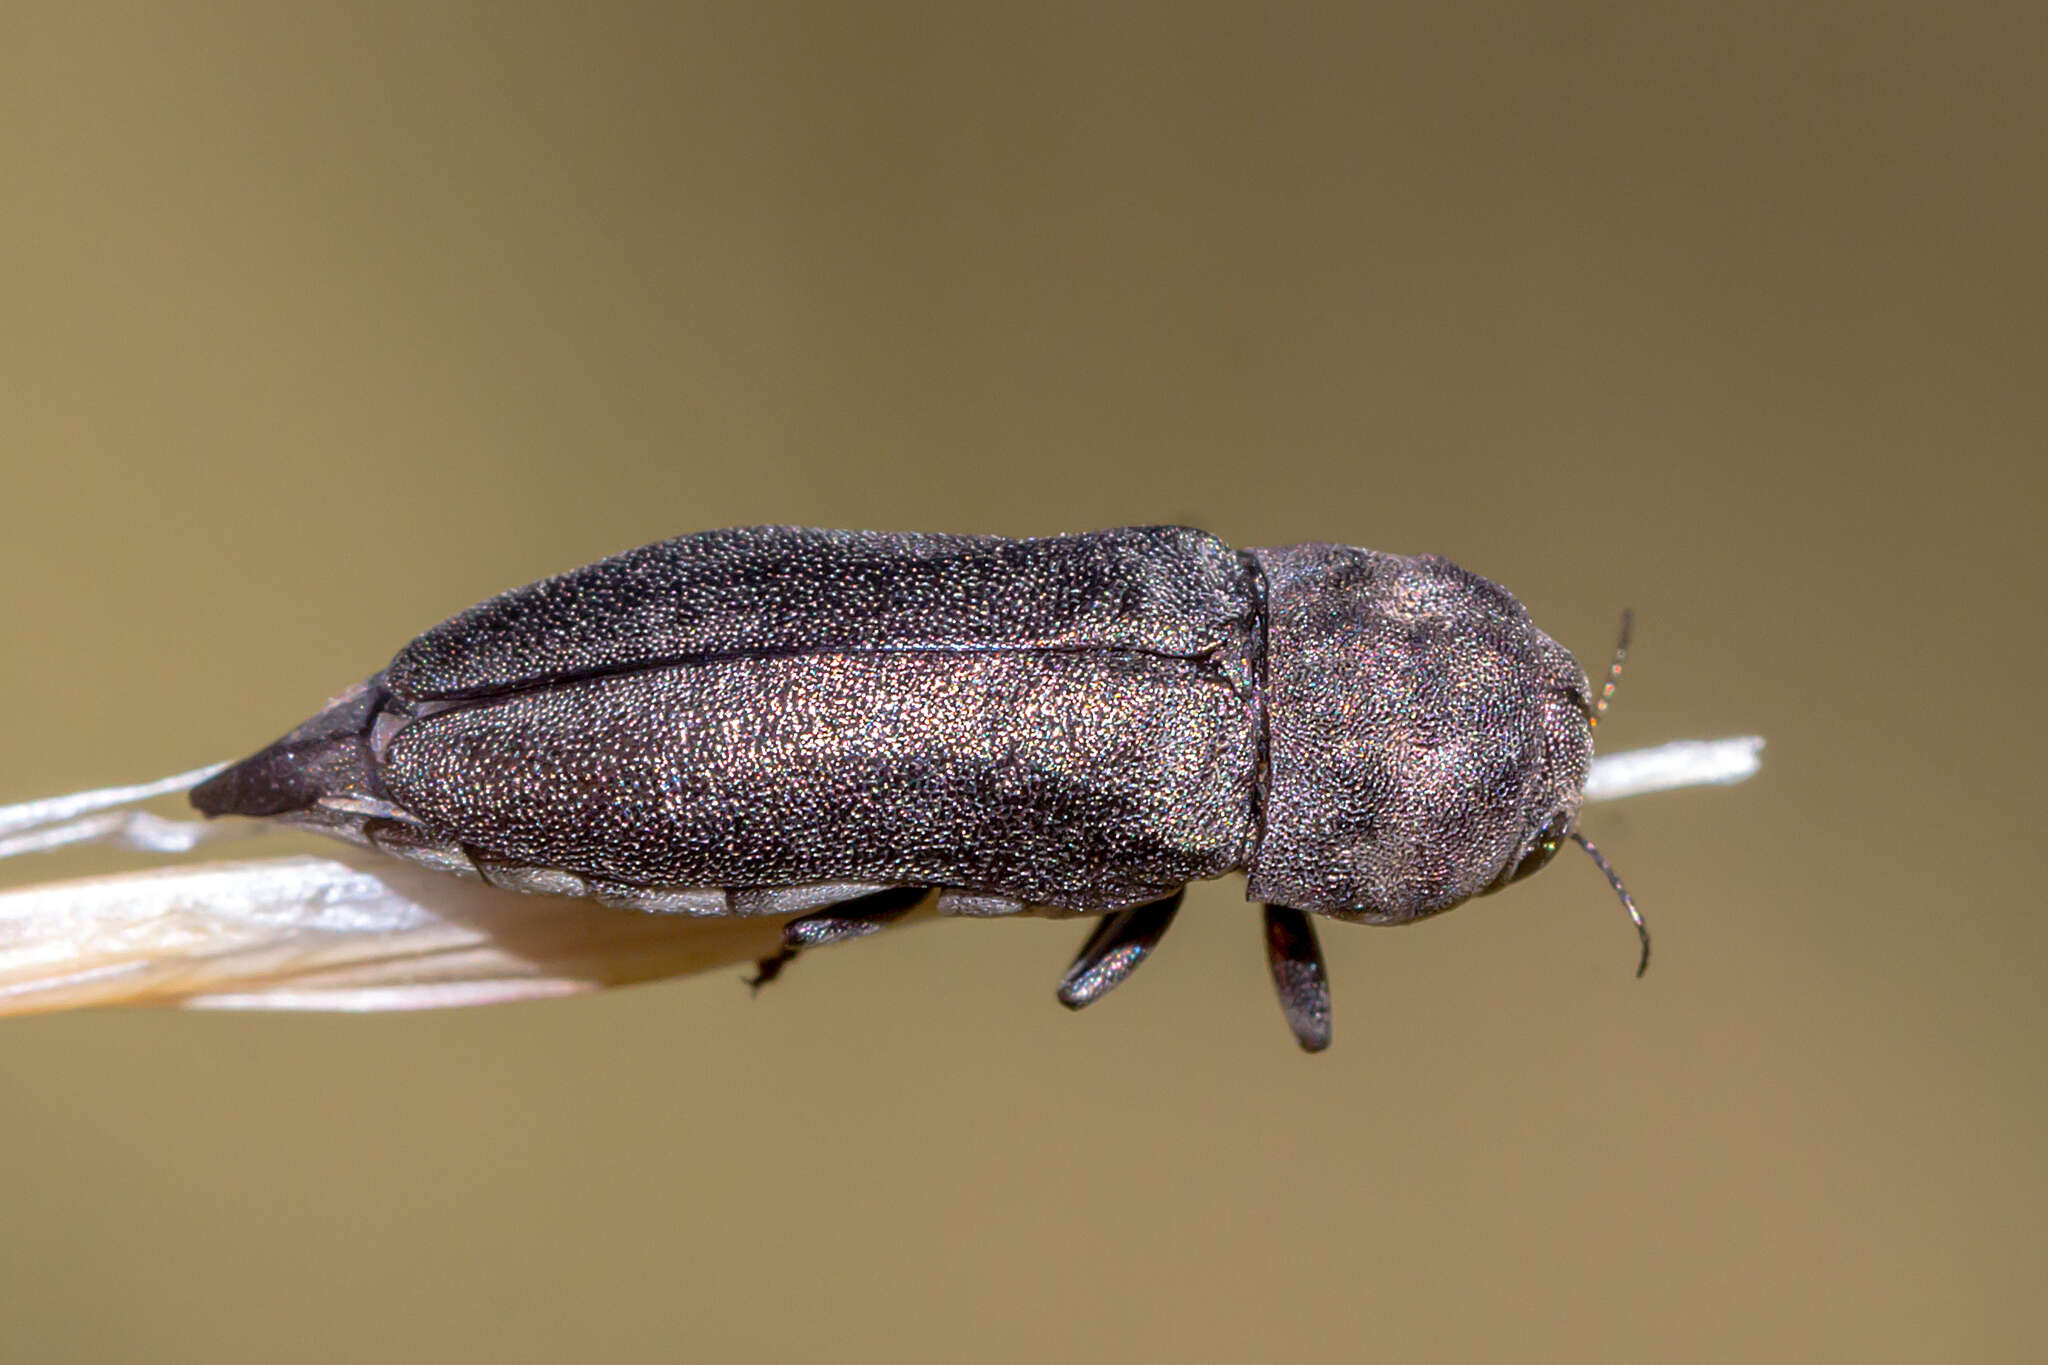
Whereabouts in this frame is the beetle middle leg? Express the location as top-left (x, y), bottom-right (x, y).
top-left (745, 886), bottom-right (932, 991)
top-left (1055, 889), bottom-right (1186, 1009)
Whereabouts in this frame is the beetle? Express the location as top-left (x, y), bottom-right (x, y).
top-left (191, 525), bottom-right (1642, 1050)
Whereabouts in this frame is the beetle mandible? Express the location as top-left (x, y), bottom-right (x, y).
top-left (192, 525), bottom-right (1643, 1051)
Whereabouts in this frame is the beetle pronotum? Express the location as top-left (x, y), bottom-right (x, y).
top-left (189, 525), bottom-right (1647, 1051)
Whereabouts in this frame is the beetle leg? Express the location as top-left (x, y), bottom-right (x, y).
top-left (1055, 889), bottom-right (1185, 1010)
top-left (1261, 904), bottom-right (1332, 1052)
top-left (743, 946), bottom-right (798, 993)
top-left (782, 886), bottom-right (930, 948)
top-left (746, 886), bottom-right (932, 992)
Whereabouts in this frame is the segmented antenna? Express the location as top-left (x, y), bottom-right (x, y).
top-left (1571, 830), bottom-right (1649, 976)
top-left (1590, 608), bottom-right (1633, 727)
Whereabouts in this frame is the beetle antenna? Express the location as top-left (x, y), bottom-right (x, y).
top-left (1570, 830), bottom-right (1649, 976)
top-left (1589, 609), bottom-right (1633, 727)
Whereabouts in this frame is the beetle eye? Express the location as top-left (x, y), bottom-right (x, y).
top-left (1492, 811), bottom-right (1572, 892)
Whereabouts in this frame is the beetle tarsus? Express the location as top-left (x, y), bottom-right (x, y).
top-left (1056, 889), bottom-right (1185, 1010)
top-left (783, 885), bottom-right (930, 948)
top-left (1262, 904), bottom-right (1332, 1052)
top-left (750, 886), bottom-right (933, 992)
top-left (744, 945), bottom-right (799, 992)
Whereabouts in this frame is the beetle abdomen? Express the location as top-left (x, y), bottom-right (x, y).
top-left (386, 647), bottom-right (1256, 911)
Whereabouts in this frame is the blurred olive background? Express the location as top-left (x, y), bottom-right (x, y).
top-left (3, 3), bottom-right (2042, 1361)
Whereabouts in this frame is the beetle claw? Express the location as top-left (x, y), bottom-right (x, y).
top-left (1261, 904), bottom-right (1332, 1052)
top-left (744, 945), bottom-right (798, 993)
top-left (1056, 889), bottom-right (1184, 1010)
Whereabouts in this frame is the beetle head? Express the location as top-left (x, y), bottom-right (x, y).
top-left (1246, 544), bottom-right (1592, 923)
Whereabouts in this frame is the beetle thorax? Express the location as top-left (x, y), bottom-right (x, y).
top-left (1246, 544), bottom-right (1592, 922)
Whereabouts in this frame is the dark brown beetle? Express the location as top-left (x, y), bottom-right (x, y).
top-left (194, 526), bottom-right (1641, 1050)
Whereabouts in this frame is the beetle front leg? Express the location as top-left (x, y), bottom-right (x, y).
top-left (1055, 889), bottom-right (1185, 1009)
top-left (746, 886), bottom-right (932, 991)
top-left (1261, 904), bottom-right (1332, 1052)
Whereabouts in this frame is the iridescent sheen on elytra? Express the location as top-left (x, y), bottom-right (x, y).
top-left (191, 526), bottom-right (1592, 924)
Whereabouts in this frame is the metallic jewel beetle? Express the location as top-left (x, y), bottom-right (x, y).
top-left (192, 525), bottom-right (1642, 1051)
